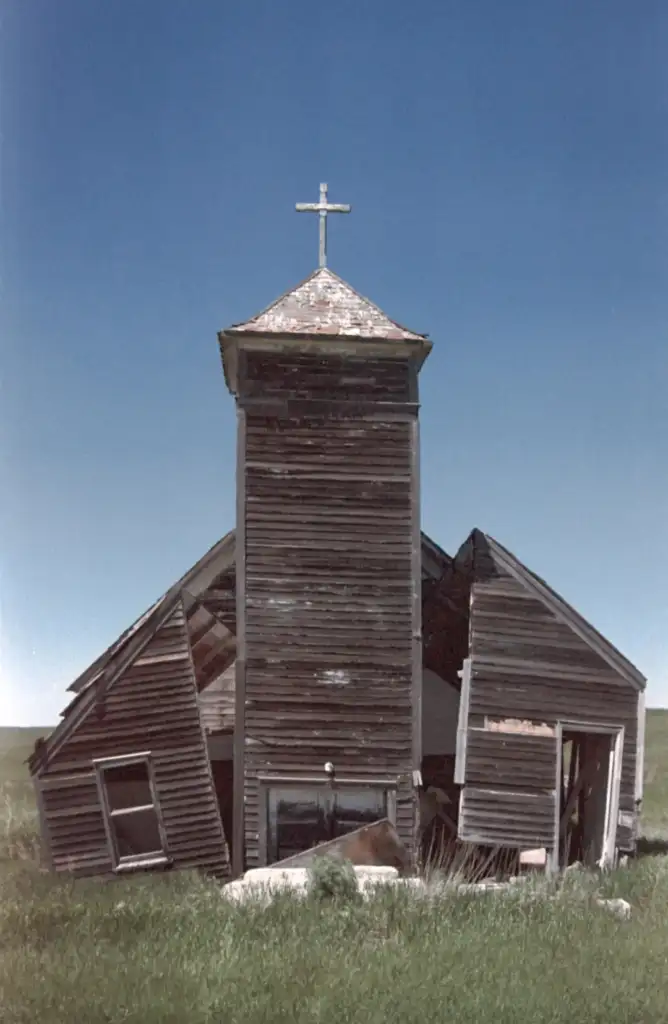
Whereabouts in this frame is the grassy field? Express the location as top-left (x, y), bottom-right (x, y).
top-left (1, 715), bottom-right (668, 1023)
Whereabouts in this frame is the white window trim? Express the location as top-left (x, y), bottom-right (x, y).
top-left (635, 690), bottom-right (646, 806)
top-left (454, 658), bottom-right (471, 786)
top-left (551, 721), bottom-right (625, 873)
top-left (94, 752), bottom-right (170, 872)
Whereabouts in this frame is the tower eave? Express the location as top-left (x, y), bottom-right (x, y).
top-left (218, 328), bottom-right (432, 395)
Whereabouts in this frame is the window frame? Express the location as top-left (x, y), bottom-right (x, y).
top-left (94, 752), bottom-right (170, 872)
top-left (257, 775), bottom-right (397, 867)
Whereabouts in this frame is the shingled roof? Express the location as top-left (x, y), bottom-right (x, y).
top-left (225, 267), bottom-right (428, 341)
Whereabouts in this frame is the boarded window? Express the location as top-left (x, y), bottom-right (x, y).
top-left (265, 783), bottom-right (391, 864)
top-left (97, 757), bottom-right (166, 867)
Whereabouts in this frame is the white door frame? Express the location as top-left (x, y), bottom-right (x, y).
top-left (552, 721), bottom-right (625, 872)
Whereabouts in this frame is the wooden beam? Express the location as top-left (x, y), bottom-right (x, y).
top-left (201, 588), bottom-right (235, 603)
top-left (197, 647), bottom-right (236, 691)
top-left (188, 612), bottom-right (217, 650)
top-left (233, 398), bottom-right (247, 879)
top-left (199, 603), bottom-right (236, 633)
top-left (559, 747), bottom-right (598, 837)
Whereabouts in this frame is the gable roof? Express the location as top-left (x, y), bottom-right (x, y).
top-left (33, 522), bottom-right (645, 775)
top-left (225, 267), bottom-right (428, 342)
top-left (473, 529), bottom-right (646, 692)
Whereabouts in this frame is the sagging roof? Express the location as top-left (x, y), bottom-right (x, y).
top-left (67, 527), bottom-right (448, 701)
top-left (66, 530), bottom-right (236, 699)
top-left (32, 524), bottom-right (645, 773)
top-left (224, 267), bottom-right (429, 342)
top-left (30, 528), bottom-right (451, 773)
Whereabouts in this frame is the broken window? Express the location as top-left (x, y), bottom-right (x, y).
top-left (332, 788), bottom-right (387, 836)
top-left (268, 788), bottom-right (329, 863)
top-left (264, 782), bottom-right (392, 865)
top-left (96, 755), bottom-right (167, 868)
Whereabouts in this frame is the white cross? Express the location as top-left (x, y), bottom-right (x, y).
top-left (295, 183), bottom-right (351, 268)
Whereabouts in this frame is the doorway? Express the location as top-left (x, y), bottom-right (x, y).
top-left (207, 733), bottom-right (234, 861)
top-left (556, 723), bottom-right (624, 869)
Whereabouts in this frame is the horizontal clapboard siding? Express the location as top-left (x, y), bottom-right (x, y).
top-left (36, 603), bottom-right (231, 879)
top-left (465, 565), bottom-right (639, 851)
top-left (243, 351), bottom-right (411, 402)
top-left (239, 352), bottom-right (418, 868)
top-left (464, 729), bottom-right (557, 790)
top-left (38, 772), bottom-right (110, 875)
top-left (460, 787), bottom-right (557, 849)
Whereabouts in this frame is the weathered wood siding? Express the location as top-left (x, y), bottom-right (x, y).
top-left (35, 602), bottom-right (231, 878)
top-left (462, 566), bottom-right (639, 852)
top-left (238, 350), bottom-right (419, 868)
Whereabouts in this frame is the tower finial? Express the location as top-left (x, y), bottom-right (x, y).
top-left (295, 183), bottom-right (351, 268)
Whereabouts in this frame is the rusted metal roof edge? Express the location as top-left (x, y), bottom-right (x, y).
top-left (480, 531), bottom-right (646, 691)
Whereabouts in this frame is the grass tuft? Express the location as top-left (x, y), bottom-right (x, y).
top-left (307, 855), bottom-right (361, 902)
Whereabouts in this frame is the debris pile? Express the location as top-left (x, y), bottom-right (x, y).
top-left (221, 863), bottom-right (632, 919)
top-left (222, 864), bottom-right (401, 903)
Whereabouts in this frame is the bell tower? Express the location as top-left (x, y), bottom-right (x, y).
top-left (218, 186), bottom-right (432, 874)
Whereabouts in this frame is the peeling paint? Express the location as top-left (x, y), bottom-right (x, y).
top-left (229, 268), bottom-right (426, 341)
top-left (484, 717), bottom-right (556, 737)
top-left (321, 668), bottom-right (350, 687)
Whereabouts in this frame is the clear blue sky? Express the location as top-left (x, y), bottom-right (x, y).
top-left (1, 0), bottom-right (666, 726)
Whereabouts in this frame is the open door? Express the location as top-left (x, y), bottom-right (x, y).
top-left (557, 724), bottom-right (623, 869)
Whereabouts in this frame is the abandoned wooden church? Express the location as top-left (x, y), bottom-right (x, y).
top-left (30, 187), bottom-right (647, 882)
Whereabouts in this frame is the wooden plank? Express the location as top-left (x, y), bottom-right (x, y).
top-left (410, 404), bottom-right (422, 781)
top-left (454, 659), bottom-right (471, 786)
top-left (635, 690), bottom-right (646, 804)
top-left (559, 750), bottom-right (597, 837)
top-left (269, 818), bottom-right (409, 872)
top-left (237, 350), bottom-right (417, 864)
top-left (238, 397), bottom-right (419, 419)
top-left (39, 606), bottom-right (230, 880)
top-left (234, 395), bottom-right (247, 878)
top-left (481, 537), bottom-right (645, 689)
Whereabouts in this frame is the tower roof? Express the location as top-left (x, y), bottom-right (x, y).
top-left (225, 267), bottom-right (428, 342)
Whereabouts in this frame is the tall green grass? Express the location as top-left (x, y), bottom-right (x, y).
top-left (641, 709), bottom-right (668, 838)
top-left (0, 728), bottom-right (43, 864)
top-left (1, 720), bottom-right (668, 1023)
top-left (2, 858), bottom-right (668, 1023)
